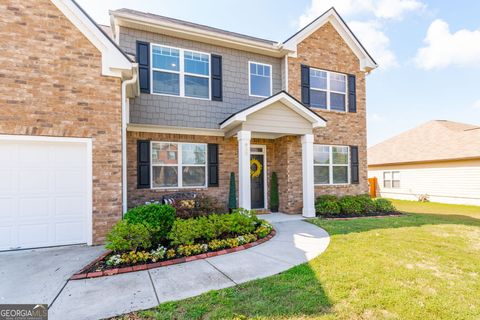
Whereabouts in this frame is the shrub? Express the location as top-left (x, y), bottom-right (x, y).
top-left (208, 239), bottom-right (228, 251)
top-left (374, 198), bottom-right (396, 213)
top-left (124, 204), bottom-right (175, 244)
top-left (105, 220), bottom-right (151, 253)
top-left (270, 172), bottom-right (279, 211)
top-left (315, 194), bottom-right (338, 204)
top-left (315, 200), bottom-right (341, 216)
top-left (120, 250), bottom-right (151, 264)
top-left (255, 222), bottom-right (273, 238)
top-left (338, 196), bottom-right (363, 215)
top-left (228, 172), bottom-right (237, 211)
top-left (168, 212), bottom-right (259, 245)
top-left (166, 249), bottom-right (176, 259)
top-left (357, 194), bottom-right (376, 214)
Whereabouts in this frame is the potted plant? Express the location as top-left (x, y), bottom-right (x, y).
top-left (228, 172), bottom-right (237, 212)
top-left (270, 172), bottom-right (279, 212)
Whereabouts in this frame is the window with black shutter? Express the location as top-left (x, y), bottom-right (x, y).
top-left (211, 55), bottom-right (222, 101)
top-left (207, 144), bottom-right (219, 187)
top-left (350, 146), bottom-right (359, 184)
top-left (137, 140), bottom-right (150, 188)
top-left (136, 41), bottom-right (150, 93)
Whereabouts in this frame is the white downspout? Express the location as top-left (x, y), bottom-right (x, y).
top-left (121, 65), bottom-right (138, 214)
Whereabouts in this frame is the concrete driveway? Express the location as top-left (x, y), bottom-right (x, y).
top-left (0, 214), bottom-right (330, 320)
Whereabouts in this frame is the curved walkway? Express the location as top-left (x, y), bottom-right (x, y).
top-left (4, 214), bottom-right (330, 320)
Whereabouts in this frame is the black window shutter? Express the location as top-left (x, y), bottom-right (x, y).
top-left (137, 140), bottom-right (150, 189)
top-left (348, 74), bottom-right (356, 113)
top-left (350, 146), bottom-right (359, 184)
top-left (301, 65), bottom-right (310, 105)
top-left (136, 41), bottom-right (150, 93)
top-left (207, 144), bottom-right (219, 187)
top-left (211, 54), bottom-right (222, 101)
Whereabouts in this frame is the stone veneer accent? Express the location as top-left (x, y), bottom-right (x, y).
top-left (287, 22), bottom-right (370, 198)
top-left (0, 0), bottom-right (123, 243)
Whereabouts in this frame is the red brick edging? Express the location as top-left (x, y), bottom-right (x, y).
top-left (70, 229), bottom-right (276, 280)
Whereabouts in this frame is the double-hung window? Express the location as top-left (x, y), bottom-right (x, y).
top-left (310, 68), bottom-right (347, 111)
top-left (151, 44), bottom-right (210, 99)
top-left (383, 171), bottom-right (400, 188)
top-left (151, 142), bottom-right (207, 188)
top-left (249, 62), bottom-right (272, 97)
top-left (314, 145), bottom-right (349, 185)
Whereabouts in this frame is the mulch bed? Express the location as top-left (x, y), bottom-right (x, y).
top-left (320, 212), bottom-right (404, 220)
top-left (70, 229), bottom-right (276, 280)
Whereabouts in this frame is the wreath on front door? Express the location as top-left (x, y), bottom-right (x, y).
top-left (250, 158), bottom-right (263, 178)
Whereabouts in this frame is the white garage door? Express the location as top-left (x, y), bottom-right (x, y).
top-left (0, 136), bottom-right (91, 251)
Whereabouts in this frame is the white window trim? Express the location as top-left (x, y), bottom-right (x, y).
top-left (383, 171), bottom-right (400, 189)
top-left (150, 141), bottom-right (208, 189)
top-left (314, 145), bottom-right (350, 186)
top-left (150, 43), bottom-right (211, 101)
top-left (310, 68), bottom-right (348, 112)
top-left (248, 61), bottom-right (273, 98)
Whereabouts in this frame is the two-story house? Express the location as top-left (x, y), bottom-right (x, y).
top-left (111, 8), bottom-right (377, 215)
top-left (0, 0), bottom-right (376, 251)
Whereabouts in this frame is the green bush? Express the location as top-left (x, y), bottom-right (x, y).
top-left (105, 220), bottom-right (152, 253)
top-left (124, 204), bottom-right (175, 244)
top-left (357, 194), bottom-right (376, 214)
top-left (338, 196), bottom-right (364, 215)
top-left (315, 200), bottom-right (341, 215)
top-left (374, 198), bottom-right (396, 213)
top-left (315, 194), bottom-right (338, 203)
top-left (168, 212), bottom-right (259, 245)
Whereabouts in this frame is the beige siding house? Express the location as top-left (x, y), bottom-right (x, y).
top-left (368, 120), bottom-right (480, 206)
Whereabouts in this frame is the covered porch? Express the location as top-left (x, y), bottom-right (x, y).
top-left (220, 91), bottom-right (326, 217)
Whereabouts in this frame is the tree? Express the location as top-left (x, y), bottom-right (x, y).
top-left (270, 172), bottom-right (279, 212)
top-left (228, 172), bottom-right (237, 212)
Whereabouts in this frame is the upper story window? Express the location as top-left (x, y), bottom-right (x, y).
top-left (310, 68), bottom-right (347, 111)
top-left (314, 145), bottom-right (350, 185)
top-left (249, 62), bottom-right (272, 97)
top-left (383, 171), bottom-right (400, 188)
top-left (151, 44), bottom-right (210, 100)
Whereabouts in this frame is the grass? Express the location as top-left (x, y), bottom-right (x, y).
top-left (115, 200), bottom-right (480, 320)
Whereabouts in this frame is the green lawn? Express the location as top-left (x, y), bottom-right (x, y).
top-left (117, 200), bottom-right (480, 320)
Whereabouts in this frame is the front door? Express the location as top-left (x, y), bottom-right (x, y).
top-left (250, 146), bottom-right (265, 209)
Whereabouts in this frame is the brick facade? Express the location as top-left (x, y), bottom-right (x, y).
top-left (288, 22), bottom-right (370, 198)
top-left (0, 0), bottom-right (123, 243)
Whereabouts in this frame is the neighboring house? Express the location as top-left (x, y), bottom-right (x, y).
top-left (368, 120), bottom-right (480, 205)
top-left (0, 0), bottom-right (377, 251)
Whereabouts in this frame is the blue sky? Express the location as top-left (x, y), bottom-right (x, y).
top-left (77, 0), bottom-right (480, 146)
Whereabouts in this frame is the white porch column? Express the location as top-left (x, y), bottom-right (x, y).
top-left (237, 130), bottom-right (251, 210)
top-left (301, 134), bottom-right (315, 217)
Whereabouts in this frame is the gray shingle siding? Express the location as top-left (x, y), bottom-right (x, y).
top-left (119, 27), bottom-right (283, 129)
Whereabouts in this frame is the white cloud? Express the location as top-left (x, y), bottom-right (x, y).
top-left (473, 100), bottom-right (480, 110)
top-left (374, 0), bottom-right (425, 20)
top-left (298, 0), bottom-right (424, 27)
top-left (349, 20), bottom-right (399, 69)
top-left (415, 19), bottom-right (480, 70)
top-left (297, 0), bottom-right (424, 70)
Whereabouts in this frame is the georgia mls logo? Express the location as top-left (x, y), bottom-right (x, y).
top-left (0, 304), bottom-right (48, 320)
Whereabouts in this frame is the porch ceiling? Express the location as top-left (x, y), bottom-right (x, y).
top-left (220, 91), bottom-right (326, 139)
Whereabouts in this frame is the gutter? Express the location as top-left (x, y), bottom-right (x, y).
top-left (121, 65), bottom-right (138, 214)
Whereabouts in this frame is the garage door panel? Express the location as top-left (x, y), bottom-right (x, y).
top-left (54, 221), bottom-right (85, 243)
top-left (0, 226), bottom-right (14, 250)
top-left (18, 197), bottom-right (50, 219)
top-left (52, 144), bottom-right (86, 168)
top-left (0, 198), bottom-right (15, 220)
top-left (54, 170), bottom-right (85, 193)
top-left (18, 144), bottom-right (50, 167)
top-left (55, 196), bottom-right (85, 217)
top-left (18, 223), bottom-right (50, 247)
top-left (0, 138), bottom-right (90, 251)
top-left (18, 170), bottom-right (50, 193)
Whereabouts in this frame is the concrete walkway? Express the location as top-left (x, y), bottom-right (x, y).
top-left (0, 214), bottom-right (330, 320)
